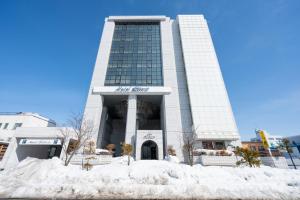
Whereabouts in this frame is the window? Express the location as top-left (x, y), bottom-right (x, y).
top-left (215, 141), bottom-right (225, 150)
top-left (0, 143), bottom-right (9, 161)
top-left (105, 22), bottom-right (163, 86)
top-left (0, 123), bottom-right (2, 128)
top-left (3, 123), bottom-right (8, 130)
top-left (12, 123), bottom-right (22, 130)
top-left (202, 141), bottom-right (214, 149)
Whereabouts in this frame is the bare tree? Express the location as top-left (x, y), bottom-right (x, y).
top-left (183, 127), bottom-right (198, 166)
top-left (60, 114), bottom-right (94, 166)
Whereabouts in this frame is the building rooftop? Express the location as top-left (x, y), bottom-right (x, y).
top-left (0, 112), bottom-right (56, 125)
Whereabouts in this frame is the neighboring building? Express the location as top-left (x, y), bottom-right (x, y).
top-left (83, 15), bottom-right (240, 162)
top-left (0, 112), bottom-right (57, 169)
top-left (287, 135), bottom-right (300, 158)
top-left (0, 112), bottom-right (56, 143)
top-left (252, 129), bottom-right (283, 150)
top-left (242, 141), bottom-right (281, 157)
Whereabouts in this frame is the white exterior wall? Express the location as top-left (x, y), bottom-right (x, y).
top-left (0, 113), bottom-right (55, 143)
top-left (125, 95), bottom-right (137, 146)
top-left (161, 19), bottom-right (193, 161)
top-left (177, 15), bottom-right (239, 141)
top-left (83, 19), bottom-right (115, 141)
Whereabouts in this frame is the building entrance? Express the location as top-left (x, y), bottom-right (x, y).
top-left (141, 140), bottom-right (158, 160)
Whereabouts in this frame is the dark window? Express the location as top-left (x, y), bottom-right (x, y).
top-left (12, 123), bottom-right (22, 130)
top-left (202, 141), bottom-right (214, 149)
top-left (105, 22), bottom-right (163, 86)
top-left (215, 141), bottom-right (225, 150)
top-left (3, 123), bottom-right (8, 130)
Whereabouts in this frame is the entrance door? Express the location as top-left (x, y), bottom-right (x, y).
top-left (141, 140), bottom-right (158, 160)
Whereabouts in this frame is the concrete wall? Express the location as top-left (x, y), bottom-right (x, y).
top-left (260, 157), bottom-right (289, 169)
top-left (161, 18), bottom-right (193, 161)
top-left (82, 19), bottom-right (115, 143)
top-left (177, 15), bottom-right (240, 141)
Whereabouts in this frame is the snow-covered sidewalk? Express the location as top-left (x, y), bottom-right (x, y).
top-left (0, 157), bottom-right (299, 199)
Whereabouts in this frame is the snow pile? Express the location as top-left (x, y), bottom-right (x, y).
top-left (95, 148), bottom-right (110, 155)
top-left (194, 148), bottom-right (234, 156)
top-left (164, 155), bottom-right (180, 163)
top-left (0, 157), bottom-right (300, 199)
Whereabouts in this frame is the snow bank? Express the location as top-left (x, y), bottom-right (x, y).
top-left (0, 157), bottom-right (300, 199)
top-left (164, 155), bottom-right (180, 163)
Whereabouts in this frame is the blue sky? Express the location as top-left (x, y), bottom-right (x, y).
top-left (0, 0), bottom-right (299, 140)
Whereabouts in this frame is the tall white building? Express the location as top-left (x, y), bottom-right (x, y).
top-left (83, 15), bottom-right (240, 161)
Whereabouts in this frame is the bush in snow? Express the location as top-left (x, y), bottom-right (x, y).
top-left (167, 145), bottom-right (176, 156)
top-left (236, 147), bottom-right (260, 167)
top-left (83, 139), bottom-right (97, 170)
top-left (84, 140), bottom-right (96, 154)
top-left (121, 143), bottom-right (133, 166)
top-left (83, 156), bottom-right (96, 171)
top-left (105, 144), bottom-right (115, 155)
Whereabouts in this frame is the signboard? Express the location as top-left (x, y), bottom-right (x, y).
top-left (115, 87), bottom-right (149, 93)
top-left (92, 86), bottom-right (172, 95)
top-left (259, 130), bottom-right (269, 149)
top-left (143, 133), bottom-right (155, 140)
top-left (19, 138), bottom-right (62, 145)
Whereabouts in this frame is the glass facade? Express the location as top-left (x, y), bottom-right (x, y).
top-left (104, 22), bottom-right (163, 86)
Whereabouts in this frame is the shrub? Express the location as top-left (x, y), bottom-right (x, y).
top-left (167, 145), bottom-right (176, 156)
top-left (106, 144), bottom-right (116, 154)
top-left (121, 143), bottom-right (133, 166)
top-left (235, 147), bottom-right (260, 167)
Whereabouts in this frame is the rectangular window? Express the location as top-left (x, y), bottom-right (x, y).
top-left (12, 123), bottom-right (22, 130)
top-left (215, 141), bottom-right (225, 150)
top-left (3, 123), bottom-right (9, 130)
top-left (105, 22), bottom-right (163, 86)
top-left (202, 141), bottom-right (214, 149)
top-left (0, 123), bottom-right (2, 128)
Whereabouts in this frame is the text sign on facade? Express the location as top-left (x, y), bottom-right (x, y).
top-left (143, 133), bottom-right (155, 140)
top-left (19, 138), bottom-right (62, 145)
top-left (115, 87), bottom-right (149, 93)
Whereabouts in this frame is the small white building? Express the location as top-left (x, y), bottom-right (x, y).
top-left (0, 112), bottom-right (57, 169)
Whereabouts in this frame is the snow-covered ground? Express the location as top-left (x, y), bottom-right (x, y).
top-left (0, 156), bottom-right (300, 199)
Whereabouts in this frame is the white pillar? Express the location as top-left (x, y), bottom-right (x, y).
top-left (125, 95), bottom-right (137, 146)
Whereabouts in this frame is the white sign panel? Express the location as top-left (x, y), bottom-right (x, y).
top-left (92, 86), bottom-right (172, 95)
top-left (19, 138), bottom-right (62, 145)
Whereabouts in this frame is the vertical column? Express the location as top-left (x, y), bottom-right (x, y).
top-left (125, 95), bottom-right (137, 146)
top-left (96, 106), bottom-right (107, 148)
